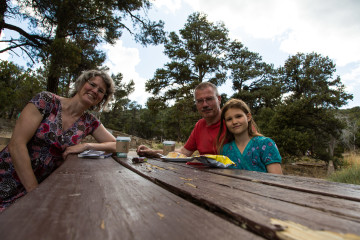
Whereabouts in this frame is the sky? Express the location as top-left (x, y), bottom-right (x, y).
top-left (1, 0), bottom-right (360, 109)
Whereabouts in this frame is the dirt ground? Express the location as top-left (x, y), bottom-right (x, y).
top-left (0, 118), bottom-right (328, 178)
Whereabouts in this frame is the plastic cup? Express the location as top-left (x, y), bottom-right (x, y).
top-left (163, 140), bottom-right (175, 156)
top-left (116, 136), bottom-right (131, 158)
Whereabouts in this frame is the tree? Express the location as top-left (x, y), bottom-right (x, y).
top-left (227, 40), bottom-right (264, 90)
top-left (1, 0), bottom-right (165, 93)
top-left (100, 72), bottom-right (140, 135)
top-left (143, 12), bottom-right (230, 140)
top-left (225, 40), bottom-right (281, 113)
top-left (265, 53), bottom-right (353, 160)
top-left (339, 107), bottom-right (360, 151)
top-left (280, 52), bottom-right (352, 108)
top-left (0, 60), bottom-right (45, 118)
top-left (145, 12), bottom-right (229, 104)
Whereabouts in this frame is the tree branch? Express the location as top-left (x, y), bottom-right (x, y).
top-left (0, 42), bottom-right (28, 53)
top-left (19, 45), bottom-right (36, 65)
top-left (3, 22), bottom-right (52, 46)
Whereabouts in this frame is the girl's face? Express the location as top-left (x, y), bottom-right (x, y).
top-left (224, 108), bottom-right (252, 136)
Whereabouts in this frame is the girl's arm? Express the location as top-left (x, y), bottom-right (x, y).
top-left (8, 103), bottom-right (44, 192)
top-left (62, 124), bottom-right (116, 159)
top-left (266, 163), bottom-right (283, 174)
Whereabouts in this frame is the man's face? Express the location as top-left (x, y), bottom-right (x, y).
top-left (195, 87), bottom-right (221, 121)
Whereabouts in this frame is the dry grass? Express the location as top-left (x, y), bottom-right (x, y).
top-left (327, 151), bottom-right (360, 185)
top-left (342, 152), bottom-right (360, 166)
top-left (281, 156), bottom-right (328, 179)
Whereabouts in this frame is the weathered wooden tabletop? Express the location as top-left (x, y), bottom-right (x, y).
top-left (0, 153), bottom-right (360, 240)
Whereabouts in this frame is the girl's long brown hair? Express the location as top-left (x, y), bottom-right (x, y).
top-left (216, 99), bottom-right (262, 154)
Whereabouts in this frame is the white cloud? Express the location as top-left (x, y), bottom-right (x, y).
top-left (181, 0), bottom-right (360, 67)
top-left (104, 0), bottom-right (360, 107)
top-left (102, 40), bottom-right (150, 106)
top-left (151, 0), bottom-right (183, 13)
top-left (341, 64), bottom-right (360, 108)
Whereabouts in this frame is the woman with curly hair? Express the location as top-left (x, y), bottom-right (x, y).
top-left (0, 70), bottom-right (116, 211)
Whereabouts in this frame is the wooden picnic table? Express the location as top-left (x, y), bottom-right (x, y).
top-left (0, 152), bottom-right (360, 240)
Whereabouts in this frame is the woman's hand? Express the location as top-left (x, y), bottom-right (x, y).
top-left (62, 124), bottom-right (117, 160)
top-left (62, 143), bottom-right (89, 160)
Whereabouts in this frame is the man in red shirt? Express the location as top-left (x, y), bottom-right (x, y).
top-left (137, 82), bottom-right (224, 157)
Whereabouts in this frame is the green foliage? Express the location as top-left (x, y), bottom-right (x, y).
top-left (137, 108), bottom-right (165, 139)
top-left (327, 164), bottom-right (360, 185)
top-left (0, 61), bottom-right (45, 118)
top-left (3, 0), bottom-right (165, 93)
top-left (337, 107), bottom-right (360, 150)
top-left (162, 98), bottom-right (200, 142)
top-left (2, 5), bottom-right (356, 163)
top-left (227, 40), bottom-right (281, 112)
top-left (146, 12), bottom-right (229, 104)
top-left (256, 53), bottom-right (353, 161)
top-left (100, 73), bottom-right (137, 134)
top-left (332, 155), bottom-right (349, 170)
top-left (144, 12), bottom-right (232, 141)
top-left (280, 52), bottom-right (352, 108)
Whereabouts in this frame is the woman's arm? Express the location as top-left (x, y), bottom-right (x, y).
top-left (62, 124), bottom-right (116, 159)
top-left (266, 163), bottom-right (283, 174)
top-left (8, 103), bottom-right (44, 192)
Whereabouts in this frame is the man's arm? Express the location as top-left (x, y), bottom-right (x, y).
top-left (178, 147), bottom-right (194, 157)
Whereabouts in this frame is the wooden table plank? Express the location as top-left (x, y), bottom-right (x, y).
top-left (206, 168), bottom-right (360, 202)
top-left (176, 164), bottom-right (360, 221)
top-left (0, 155), bottom-right (263, 240)
top-left (115, 157), bottom-right (360, 240)
top-left (162, 161), bottom-right (360, 218)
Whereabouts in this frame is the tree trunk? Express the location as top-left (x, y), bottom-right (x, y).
top-left (47, 70), bottom-right (60, 94)
top-left (328, 135), bottom-right (336, 158)
top-left (8, 107), bottom-right (15, 119)
top-left (0, 0), bottom-right (7, 35)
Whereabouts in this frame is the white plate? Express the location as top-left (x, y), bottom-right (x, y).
top-left (160, 157), bottom-right (193, 162)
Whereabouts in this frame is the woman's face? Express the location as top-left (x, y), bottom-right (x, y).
top-left (80, 76), bottom-right (107, 107)
top-left (224, 107), bottom-right (251, 136)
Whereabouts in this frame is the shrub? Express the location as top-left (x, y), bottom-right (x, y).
top-left (327, 164), bottom-right (360, 185)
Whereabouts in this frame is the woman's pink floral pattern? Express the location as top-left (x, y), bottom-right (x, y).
top-left (0, 91), bottom-right (100, 211)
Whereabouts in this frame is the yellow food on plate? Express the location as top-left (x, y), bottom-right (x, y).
top-left (166, 152), bottom-right (188, 158)
top-left (192, 155), bottom-right (235, 168)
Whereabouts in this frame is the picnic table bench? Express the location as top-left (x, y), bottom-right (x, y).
top-left (0, 152), bottom-right (360, 240)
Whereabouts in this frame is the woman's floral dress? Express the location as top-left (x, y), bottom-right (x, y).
top-left (0, 91), bottom-right (100, 211)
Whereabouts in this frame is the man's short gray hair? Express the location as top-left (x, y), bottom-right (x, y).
top-left (194, 82), bottom-right (219, 100)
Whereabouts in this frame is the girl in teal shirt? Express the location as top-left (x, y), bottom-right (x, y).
top-left (216, 99), bottom-right (283, 174)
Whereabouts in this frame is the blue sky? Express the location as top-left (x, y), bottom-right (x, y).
top-left (1, 0), bottom-right (360, 109)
